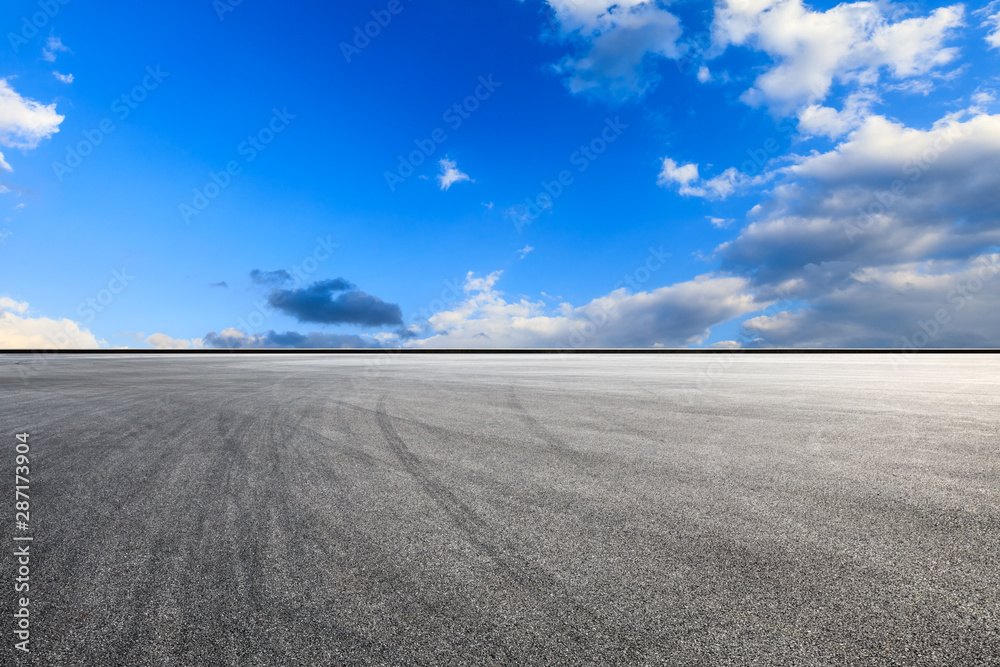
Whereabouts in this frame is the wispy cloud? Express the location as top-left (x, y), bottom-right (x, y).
top-left (707, 216), bottom-right (733, 229)
top-left (249, 269), bottom-right (292, 286)
top-left (42, 36), bottom-right (71, 63)
top-left (437, 158), bottom-right (472, 190)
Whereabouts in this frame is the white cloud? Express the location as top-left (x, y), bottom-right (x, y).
top-left (975, 1), bottom-right (1000, 48)
top-left (712, 0), bottom-right (964, 114)
top-left (0, 299), bottom-right (103, 348)
top-left (408, 269), bottom-right (763, 348)
top-left (545, 0), bottom-right (651, 31)
top-left (707, 216), bottom-right (734, 229)
top-left (437, 158), bottom-right (472, 190)
top-left (797, 89), bottom-right (877, 139)
top-left (42, 36), bottom-right (70, 63)
top-left (0, 297), bottom-right (28, 314)
top-left (52, 71), bottom-right (74, 84)
top-left (657, 157), bottom-right (699, 187)
top-left (544, 1), bottom-right (684, 100)
top-left (146, 333), bottom-right (201, 349)
top-left (0, 229), bottom-right (10, 243)
top-left (517, 245), bottom-right (534, 258)
top-left (697, 65), bottom-right (712, 83)
top-left (0, 78), bottom-right (65, 171)
top-left (873, 6), bottom-right (965, 77)
top-left (658, 157), bottom-right (767, 199)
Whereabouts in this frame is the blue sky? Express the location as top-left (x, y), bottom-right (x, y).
top-left (1, 0), bottom-right (999, 348)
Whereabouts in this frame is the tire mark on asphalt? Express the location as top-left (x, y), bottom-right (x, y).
top-left (374, 393), bottom-right (653, 663)
top-left (376, 394), bottom-right (526, 581)
top-left (507, 390), bottom-right (573, 451)
top-left (505, 386), bottom-right (606, 478)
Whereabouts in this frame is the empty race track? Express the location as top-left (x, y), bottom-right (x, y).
top-left (1, 354), bottom-right (998, 665)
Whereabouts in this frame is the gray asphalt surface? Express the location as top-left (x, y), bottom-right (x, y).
top-left (1, 353), bottom-right (998, 666)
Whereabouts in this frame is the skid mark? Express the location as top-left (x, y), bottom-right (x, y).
top-left (374, 394), bottom-right (651, 661)
top-left (505, 387), bottom-right (596, 471)
top-left (375, 395), bottom-right (527, 581)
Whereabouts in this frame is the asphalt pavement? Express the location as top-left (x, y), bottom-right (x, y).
top-left (1, 353), bottom-right (998, 665)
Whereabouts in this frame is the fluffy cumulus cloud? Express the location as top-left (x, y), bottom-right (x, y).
top-left (544, 0), bottom-right (684, 99)
top-left (202, 328), bottom-right (383, 349)
top-left (267, 279), bottom-right (403, 327)
top-left (408, 269), bottom-right (762, 348)
top-left (711, 0), bottom-right (965, 114)
top-left (0, 298), bottom-right (103, 348)
top-left (797, 89), bottom-right (878, 139)
top-left (709, 108), bottom-right (1000, 347)
top-left (721, 112), bottom-right (1000, 277)
top-left (0, 78), bottom-right (64, 171)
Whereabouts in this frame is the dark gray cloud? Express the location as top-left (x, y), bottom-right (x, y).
top-left (203, 330), bottom-right (385, 349)
top-left (268, 279), bottom-right (403, 327)
top-left (249, 269), bottom-right (294, 286)
top-left (394, 326), bottom-right (418, 340)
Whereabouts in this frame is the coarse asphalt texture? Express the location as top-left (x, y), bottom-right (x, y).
top-left (1, 353), bottom-right (998, 666)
